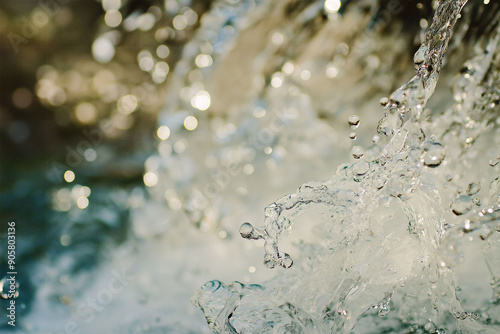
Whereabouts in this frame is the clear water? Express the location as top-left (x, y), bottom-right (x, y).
top-left (11, 0), bottom-right (500, 333)
top-left (191, 0), bottom-right (500, 333)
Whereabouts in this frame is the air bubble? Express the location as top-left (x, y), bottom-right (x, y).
top-left (450, 195), bottom-right (473, 215)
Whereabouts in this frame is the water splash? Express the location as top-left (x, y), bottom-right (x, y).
top-left (194, 0), bottom-right (500, 333)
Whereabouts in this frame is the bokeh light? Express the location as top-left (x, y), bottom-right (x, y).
top-left (184, 116), bottom-right (198, 131)
top-left (64, 170), bottom-right (75, 183)
top-left (102, 0), bottom-right (121, 11)
top-left (76, 196), bottom-right (89, 209)
top-left (92, 37), bottom-right (115, 63)
top-left (12, 88), bottom-right (33, 109)
top-left (105, 9), bottom-right (122, 28)
top-left (117, 94), bottom-right (138, 114)
top-left (143, 172), bottom-right (159, 187)
top-left (156, 45), bottom-right (170, 58)
top-left (190, 90), bottom-right (211, 111)
top-left (75, 102), bottom-right (97, 124)
top-left (157, 125), bottom-right (171, 140)
top-left (324, 0), bottom-right (341, 13)
top-left (173, 15), bottom-right (187, 30)
top-left (195, 54), bottom-right (213, 68)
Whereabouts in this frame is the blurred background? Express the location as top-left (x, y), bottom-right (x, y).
top-left (0, 0), bottom-right (211, 329)
top-left (0, 1), bottom-right (215, 331)
top-left (0, 0), bottom-right (498, 333)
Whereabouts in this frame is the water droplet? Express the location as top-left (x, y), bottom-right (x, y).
top-left (413, 45), bottom-right (427, 65)
top-left (349, 132), bottom-right (357, 140)
top-left (378, 304), bottom-right (390, 317)
top-left (467, 182), bottom-right (481, 195)
top-left (465, 136), bottom-right (474, 148)
top-left (451, 195), bottom-right (473, 215)
top-left (452, 310), bottom-right (469, 320)
top-left (379, 97), bottom-right (389, 106)
top-left (422, 141), bottom-right (446, 167)
top-left (263, 254), bottom-right (276, 269)
top-left (200, 280), bottom-right (222, 293)
top-left (388, 170), bottom-right (416, 199)
top-left (228, 281), bottom-right (245, 292)
top-left (280, 253), bottom-right (293, 268)
top-left (374, 177), bottom-right (386, 190)
top-left (240, 223), bottom-right (261, 240)
top-left (352, 146), bottom-right (364, 159)
top-left (353, 160), bottom-right (369, 176)
top-left (348, 115), bottom-right (360, 129)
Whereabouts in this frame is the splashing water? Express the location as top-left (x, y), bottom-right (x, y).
top-left (193, 0), bottom-right (500, 333)
top-left (12, 0), bottom-right (500, 333)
